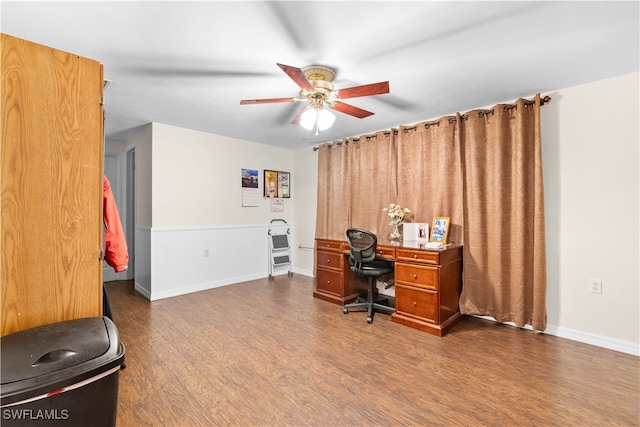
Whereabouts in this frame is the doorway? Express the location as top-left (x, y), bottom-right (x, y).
top-left (103, 147), bottom-right (135, 282)
top-left (125, 147), bottom-right (135, 279)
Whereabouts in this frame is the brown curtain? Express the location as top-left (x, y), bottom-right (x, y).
top-left (348, 131), bottom-right (397, 236)
top-left (396, 118), bottom-right (464, 243)
top-left (315, 132), bottom-right (397, 240)
top-left (314, 95), bottom-right (547, 331)
top-left (459, 95), bottom-right (547, 330)
top-left (315, 141), bottom-right (351, 241)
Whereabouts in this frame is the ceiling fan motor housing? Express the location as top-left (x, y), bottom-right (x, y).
top-left (301, 65), bottom-right (336, 96)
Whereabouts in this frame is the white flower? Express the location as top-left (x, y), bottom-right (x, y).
top-left (383, 203), bottom-right (411, 227)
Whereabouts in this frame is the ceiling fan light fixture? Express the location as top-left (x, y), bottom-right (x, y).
top-left (300, 106), bottom-right (335, 132)
top-left (317, 108), bottom-right (336, 130)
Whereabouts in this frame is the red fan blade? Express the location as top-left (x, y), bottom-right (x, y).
top-left (336, 81), bottom-right (389, 99)
top-left (331, 101), bottom-right (374, 119)
top-left (277, 63), bottom-right (315, 92)
top-left (240, 97), bottom-right (296, 105)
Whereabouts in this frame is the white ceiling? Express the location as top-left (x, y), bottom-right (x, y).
top-left (2, 1), bottom-right (638, 150)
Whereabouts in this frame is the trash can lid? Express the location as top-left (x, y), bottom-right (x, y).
top-left (1, 317), bottom-right (115, 385)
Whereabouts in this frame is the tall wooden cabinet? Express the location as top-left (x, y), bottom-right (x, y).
top-left (1, 34), bottom-right (104, 336)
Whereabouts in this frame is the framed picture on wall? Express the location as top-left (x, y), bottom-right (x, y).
top-left (264, 170), bottom-right (278, 198)
top-left (430, 216), bottom-right (450, 243)
top-left (277, 171), bottom-right (290, 198)
top-left (241, 168), bottom-right (259, 207)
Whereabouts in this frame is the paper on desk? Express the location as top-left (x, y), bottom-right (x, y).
top-left (423, 242), bottom-right (444, 249)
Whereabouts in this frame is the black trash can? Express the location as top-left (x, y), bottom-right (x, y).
top-left (1, 316), bottom-right (125, 426)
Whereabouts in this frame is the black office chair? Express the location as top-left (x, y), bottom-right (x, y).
top-left (343, 228), bottom-right (395, 323)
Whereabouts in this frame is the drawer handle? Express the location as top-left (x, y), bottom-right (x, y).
top-left (413, 301), bottom-right (417, 307)
top-left (326, 259), bottom-right (331, 264)
top-left (413, 274), bottom-right (418, 279)
top-left (326, 280), bottom-right (331, 284)
top-left (413, 254), bottom-right (418, 259)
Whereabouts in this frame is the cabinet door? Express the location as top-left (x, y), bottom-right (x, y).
top-left (316, 250), bottom-right (343, 272)
top-left (395, 263), bottom-right (439, 290)
top-left (395, 284), bottom-right (438, 324)
top-left (1, 34), bottom-right (104, 336)
top-left (316, 268), bottom-right (343, 296)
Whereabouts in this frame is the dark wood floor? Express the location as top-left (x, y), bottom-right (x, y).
top-left (106, 276), bottom-right (639, 427)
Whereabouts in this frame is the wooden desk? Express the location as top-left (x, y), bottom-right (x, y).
top-left (314, 238), bottom-right (463, 336)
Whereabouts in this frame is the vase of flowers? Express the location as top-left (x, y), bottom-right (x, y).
top-left (383, 203), bottom-right (410, 244)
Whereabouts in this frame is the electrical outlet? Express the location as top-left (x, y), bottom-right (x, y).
top-left (589, 278), bottom-right (602, 294)
top-left (204, 249), bottom-right (209, 257)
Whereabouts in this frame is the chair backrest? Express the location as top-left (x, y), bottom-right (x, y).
top-left (346, 228), bottom-right (377, 264)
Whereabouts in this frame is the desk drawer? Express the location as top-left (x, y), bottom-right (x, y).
top-left (317, 251), bottom-right (343, 272)
top-left (395, 262), bottom-right (439, 290)
top-left (316, 268), bottom-right (343, 296)
top-left (375, 245), bottom-right (396, 260)
top-left (396, 248), bottom-right (440, 265)
top-left (316, 240), bottom-right (343, 252)
top-left (395, 283), bottom-right (438, 324)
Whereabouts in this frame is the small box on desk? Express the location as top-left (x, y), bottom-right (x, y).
top-left (403, 222), bottom-right (429, 245)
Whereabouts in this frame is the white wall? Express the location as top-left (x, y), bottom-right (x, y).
top-left (133, 124), bottom-right (153, 228)
top-left (541, 72), bottom-right (639, 354)
top-left (132, 123), bottom-right (309, 299)
top-left (292, 146), bottom-right (319, 273)
top-left (152, 123), bottom-right (295, 227)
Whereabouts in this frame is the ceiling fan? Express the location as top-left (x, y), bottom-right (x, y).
top-left (240, 63), bottom-right (389, 134)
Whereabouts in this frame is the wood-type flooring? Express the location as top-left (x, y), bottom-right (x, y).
top-left (106, 276), bottom-right (639, 427)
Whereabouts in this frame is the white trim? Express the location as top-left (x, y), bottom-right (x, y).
top-left (148, 273), bottom-right (266, 301)
top-left (473, 315), bottom-right (639, 356)
top-left (134, 281), bottom-right (151, 300)
top-left (544, 324), bottom-right (640, 356)
top-left (293, 267), bottom-right (313, 278)
top-left (151, 223), bottom-right (288, 232)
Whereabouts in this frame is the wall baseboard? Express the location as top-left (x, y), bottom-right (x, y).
top-left (148, 272), bottom-right (266, 301)
top-left (473, 315), bottom-right (639, 356)
top-left (544, 323), bottom-right (639, 356)
top-left (138, 268), bottom-right (313, 301)
top-left (292, 267), bottom-right (314, 278)
top-left (134, 281), bottom-right (151, 300)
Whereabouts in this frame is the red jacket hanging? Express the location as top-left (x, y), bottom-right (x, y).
top-left (104, 175), bottom-right (129, 272)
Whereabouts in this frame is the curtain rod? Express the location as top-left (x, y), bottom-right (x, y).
top-left (312, 95), bottom-right (551, 151)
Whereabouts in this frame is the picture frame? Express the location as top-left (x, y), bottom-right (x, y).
top-left (430, 216), bottom-right (450, 243)
top-left (241, 168), bottom-right (258, 189)
top-left (278, 171), bottom-right (290, 198)
top-left (241, 168), bottom-right (259, 207)
top-left (264, 170), bottom-right (291, 198)
top-left (264, 170), bottom-right (278, 198)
